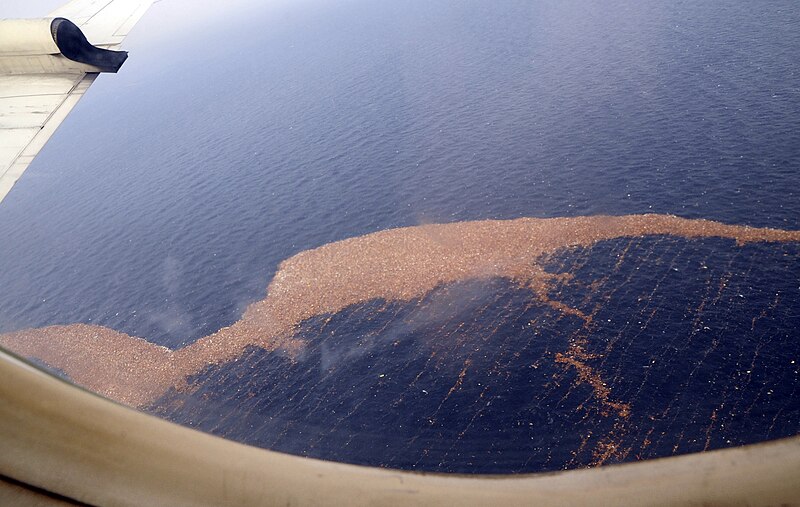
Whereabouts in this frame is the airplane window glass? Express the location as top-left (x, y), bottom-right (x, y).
top-left (1, 0), bottom-right (799, 473)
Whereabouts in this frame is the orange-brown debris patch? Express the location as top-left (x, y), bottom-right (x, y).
top-left (1, 214), bottom-right (798, 407)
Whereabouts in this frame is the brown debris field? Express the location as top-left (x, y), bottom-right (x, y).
top-left (1, 213), bottom-right (798, 407)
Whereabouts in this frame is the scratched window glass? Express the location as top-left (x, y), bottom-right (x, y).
top-left (1, 0), bottom-right (799, 473)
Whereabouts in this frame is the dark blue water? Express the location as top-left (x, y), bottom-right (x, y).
top-left (151, 237), bottom-right (800, 472)
top-left (1, 0), bottom-right (799, 471)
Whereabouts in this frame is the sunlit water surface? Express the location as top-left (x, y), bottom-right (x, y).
top-left (0, 0), bottom-right (799, 472)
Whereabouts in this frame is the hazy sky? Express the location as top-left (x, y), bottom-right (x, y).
top-left (2, 0), bottom-right (63, 18)
top-left (1, 0), bottom-right (271, 36)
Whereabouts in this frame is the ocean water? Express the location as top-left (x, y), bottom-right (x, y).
top-left (149, 237), bottom-right (800, 472)
top-left (1, 0), bottom-right (799, 472)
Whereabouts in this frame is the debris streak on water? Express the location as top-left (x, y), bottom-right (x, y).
top-left (1, 214), bottom-right (799, 472)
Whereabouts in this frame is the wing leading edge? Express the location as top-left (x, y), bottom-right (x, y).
top-left (0, 0), bottom-right (154, 204)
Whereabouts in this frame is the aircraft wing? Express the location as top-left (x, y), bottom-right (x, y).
top-left (0, 0), bottom-right (155, 204)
